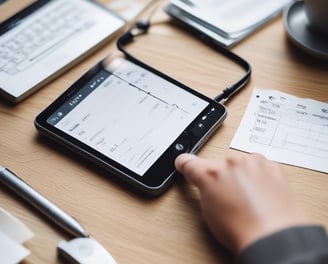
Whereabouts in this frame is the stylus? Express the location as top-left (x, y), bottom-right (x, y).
top-left (0, 165), bottom-right (89, 238)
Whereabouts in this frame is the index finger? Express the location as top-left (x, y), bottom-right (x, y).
top-left (175, 154), bottom-right (220, 189)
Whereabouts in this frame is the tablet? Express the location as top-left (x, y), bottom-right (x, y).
top-left (35, 52), bottom-right (227, 195)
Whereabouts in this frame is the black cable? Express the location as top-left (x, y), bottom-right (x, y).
top-left (116, 19), bottom-right (252, 104)
top-left (199, 34), bottom-right (252, 102)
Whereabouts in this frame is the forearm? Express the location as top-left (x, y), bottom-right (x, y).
top-left (236, 225), bottom-right (328, 264)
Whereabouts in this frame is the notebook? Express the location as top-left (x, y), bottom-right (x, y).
top-left (165, 0), bottom-right (291, 48)
top-left (0, 0), bottom-right (125, 103)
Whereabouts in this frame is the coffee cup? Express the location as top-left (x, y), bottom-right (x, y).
top-left (303, 0), bottom-right (328, 35)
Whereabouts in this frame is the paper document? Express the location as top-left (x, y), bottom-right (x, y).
top-left (166, 0), bottom-right (291, 47)
top-left (170, 0), bottom-right (291, 35)
top-left (230, 89), bottom-right (328, 173)
top-left (0, 208), bottom-right (34, 263)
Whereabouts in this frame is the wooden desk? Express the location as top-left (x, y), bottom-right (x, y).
top-left (1, 1), bottom-right (327, 263)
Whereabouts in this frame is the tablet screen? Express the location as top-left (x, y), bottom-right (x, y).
top-left (46, 58), bottom-right (209, 176)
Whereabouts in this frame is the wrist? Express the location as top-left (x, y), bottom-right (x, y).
top-left (235, 216), bottom-right (310, 253)
top-left (236, 225), bottom-right (328, 264)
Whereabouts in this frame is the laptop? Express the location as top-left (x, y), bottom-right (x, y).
top-left (0, 0), bottom-right (125, 103)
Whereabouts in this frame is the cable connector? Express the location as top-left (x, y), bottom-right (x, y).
top-left (135, 20), bottom-right (151, 31)
top-left (117, 20), bottom-right (150, 50)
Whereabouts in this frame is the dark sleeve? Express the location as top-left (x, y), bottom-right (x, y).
top-left (236, 225), bottom-right (328, 264)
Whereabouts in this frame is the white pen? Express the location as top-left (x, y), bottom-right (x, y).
top-left (0, 165), bottom-right (89, 238)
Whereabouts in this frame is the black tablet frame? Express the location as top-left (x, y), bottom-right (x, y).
top-left (35, 53), bottom-right (227, 195)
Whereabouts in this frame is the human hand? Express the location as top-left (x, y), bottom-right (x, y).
top-left (175, 153), bottom-right (309, 253)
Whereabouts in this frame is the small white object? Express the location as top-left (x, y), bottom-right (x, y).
top-left (0, 231), bottom-right (30, 264)
top-left (0, 208), bottom-right (34, 264)
top-left (0, 208), bottom-right (34, 244)
top-left (58, 237), bottom-right (117, 264)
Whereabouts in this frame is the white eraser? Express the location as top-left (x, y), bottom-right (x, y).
top-left (58, 237), bottom-right (117, 264)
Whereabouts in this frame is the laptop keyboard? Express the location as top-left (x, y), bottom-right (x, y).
top-left (0, 0), bottom-right (95, 75)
